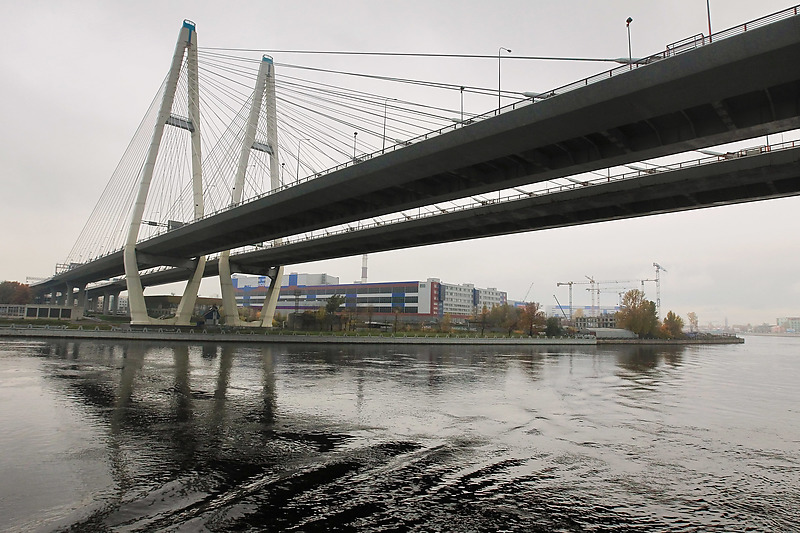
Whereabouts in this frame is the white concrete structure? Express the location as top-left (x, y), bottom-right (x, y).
top-left (219, 56), bottom-right (283, 327)
top-left (123, 21), bottom-right (205, 325)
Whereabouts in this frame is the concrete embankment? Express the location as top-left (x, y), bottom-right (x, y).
top-left (597, 336), bottom-right (744, 345)
top-left (0, 326), bottom-right (745, 346)
top-left (0, 326), bottom-right (596, 346)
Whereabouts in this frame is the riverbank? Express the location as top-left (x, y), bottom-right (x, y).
top-left (0, 325), bottom-right (593, 345)
top-left (0, 325), bottom-right (744, 345)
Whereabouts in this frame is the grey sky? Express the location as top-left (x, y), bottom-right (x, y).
top-left (1, 0), bottom-right (798, 326)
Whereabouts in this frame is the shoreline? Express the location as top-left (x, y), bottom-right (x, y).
top-left (0, 326), bottom-right (744, 346)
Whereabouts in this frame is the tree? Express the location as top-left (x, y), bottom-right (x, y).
top-left (393, 306), bottom-right (401, 333)
top-left (519, 302), bottom-right (545, 336)
top-left (315, 307), bottom-right (327, 330)
top-left (616, 289), bottom-right (659, 338)
top-left (486, 303), bottom-right (520, 336)
top-left (440, 313), bottom-right (452, 333)
top-left (323, 294), bottom-right (345, 331)
top-left (489, 303), bottom-right (519, 336)
top-left (479, 304), bottom-right (489, 336)
top-left (325, 294), bottom-right (345, 314)
top-left (687, 312), bottom-right (698, 333)
top-left (545, 316), bottom-right (563, 337)
top-left (660, 311), bottom-right (685, 339)
top-left (0, 281), bottom-right (32, 304)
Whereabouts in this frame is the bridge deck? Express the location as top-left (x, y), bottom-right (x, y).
top-left (38, 12), bottom-right (800, 292)
top-left (142, 13), bottom-right (800, 258)
top-left (88, 144), bottom-right (800, 293)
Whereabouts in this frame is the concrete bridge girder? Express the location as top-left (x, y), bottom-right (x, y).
top-left (140, 19), bottom-right (800, 260)
top-left (33, 13), bottom-right (800, 296)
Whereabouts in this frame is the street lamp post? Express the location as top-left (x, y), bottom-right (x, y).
top-left (626, 17), bottom-right (633, 67)
top-left (706, 0), bottom-right (712, 42)
top-left (295, 138), bottom-right (311, 182)
top-left (353, 131), bottom-right (358, 162)
top-left (460, 86), bottom-right (464, 123)
top-left (498, 46), bottom-right (511, 111)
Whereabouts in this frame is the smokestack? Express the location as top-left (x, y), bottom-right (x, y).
top-left (361, 254), bottom-right (368, 283)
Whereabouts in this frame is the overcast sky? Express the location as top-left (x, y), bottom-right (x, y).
top-left (2, 0), bottom-right (798, 326)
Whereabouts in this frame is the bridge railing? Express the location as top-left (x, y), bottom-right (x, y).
top-left (234, 139), bottom-right (798, 253)
top-left (710, 5), bottom-right (799, 42)
top-left (66, 138), bottom-right (799, 272)
top-left (196, 3), bottom-right (800, 222)
top-left (53, 5), bottom-right (800, 275)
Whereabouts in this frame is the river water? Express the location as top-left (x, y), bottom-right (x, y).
top-left (0, 336), bottom-right (798, 532)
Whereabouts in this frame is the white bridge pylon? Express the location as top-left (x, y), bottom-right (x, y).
top-left (124, 20), bottom-right (205, 325)
top-left (219, 55), bottom-right (284, 328)
top-left (123, 21), bottom-right (285, 326)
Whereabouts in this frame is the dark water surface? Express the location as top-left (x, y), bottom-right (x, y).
top-left (1, 336), bottom-right (798, 532)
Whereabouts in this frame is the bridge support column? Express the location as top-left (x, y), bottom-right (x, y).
top-left (174, 256), bottom-right (206, 325)
top-left (102, 291), bottom-right (111, 314)
top-left (109, 291), bottom-right (121, 315)
top-left (75, 285), bottom-right (86, 319)
top-left (219, 56), bottom-right (277, 327)
top-left (260, 265), bottom-right (284, 328)
top-left (219, 251), bottom-right (241, 326)
top-left (65, 283), bottom-right (75, 308)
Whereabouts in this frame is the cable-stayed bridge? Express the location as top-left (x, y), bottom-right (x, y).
top-left (33, 7), bottom-right (800, 325)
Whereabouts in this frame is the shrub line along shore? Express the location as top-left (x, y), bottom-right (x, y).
top-left (0, 325), bottom-right (744, 345)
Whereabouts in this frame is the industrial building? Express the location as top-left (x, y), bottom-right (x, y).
top-left (233, 273), bottom-right (507, 320)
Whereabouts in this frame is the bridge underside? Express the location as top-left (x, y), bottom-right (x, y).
top-left (137, 14), bottom-right (800, 260)
top-left (84, 144), bottom-right (800, 297)
top-left (203, 146), bottom-right (800, 270)
top-left (35, 12), bottom-right (800, 296)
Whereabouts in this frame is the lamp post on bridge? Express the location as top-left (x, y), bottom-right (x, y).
top-left (296, 138), bottom-right (311, 182)
top-left (498, 47), bottom-right (511, 111)
top-left (626, 17), bottom-right (633, 67)
top-left (706, 0), bottom-right (713, 42)
top-left (460, 86), bottom-right (464, 123)
top-left (353, 131), bottom-right (358, 162)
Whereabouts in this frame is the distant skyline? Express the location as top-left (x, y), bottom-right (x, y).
top-left (2, 1), bottom-right (799, 325)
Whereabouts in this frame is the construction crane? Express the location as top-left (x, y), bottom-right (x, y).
top-left (558, 268), bottom-right (664, 320)
top-left (555, 281), bottom-right (574, 319)
top-left (585, 276), bottom-right (598, 316)
top-left (522, 282), bottom-right (534, 303)
top-left (653, 262), bottom-right (667, 317)
top-left (585, 277), bottom-right (645, 316)
top-left (553, 294), bottom-right (569, 321)
top-left (556, 278), bottom-right (595, 320)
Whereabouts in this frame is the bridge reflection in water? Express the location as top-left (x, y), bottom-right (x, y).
top-left (5, 338), bottom-right (796, 531)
